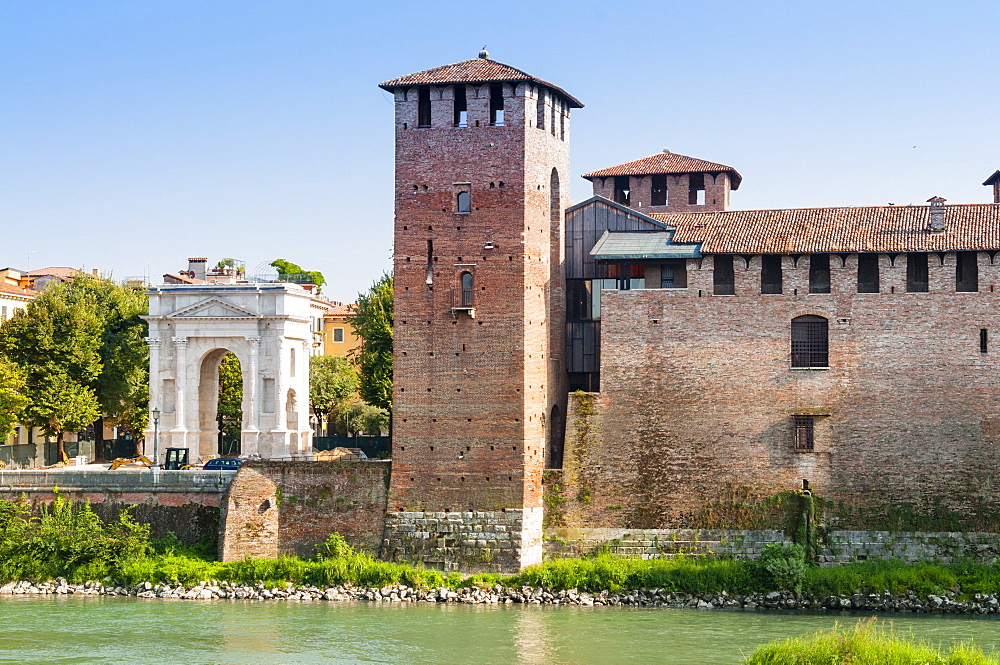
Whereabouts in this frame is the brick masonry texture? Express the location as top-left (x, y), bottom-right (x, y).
top-left (219, 461), bottom-right (390, 561)
top-left (555, 253), bottom-right (1000, 529)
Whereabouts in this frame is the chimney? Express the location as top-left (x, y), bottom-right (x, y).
top-left (91, 269), bottom-right (98, 277)
top-left (983, 170), bottom-right (1000, 204)
top-left (927, 196), bottom-right (947, 233)
top-left (187, 257), bottom-right (207, 281)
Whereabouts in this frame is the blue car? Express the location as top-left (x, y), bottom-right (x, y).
top-left (203, 458), bottom-right (244, 471)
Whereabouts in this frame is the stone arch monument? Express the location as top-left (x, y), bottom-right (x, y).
top-left (143, 283), bottom-right (315, 462)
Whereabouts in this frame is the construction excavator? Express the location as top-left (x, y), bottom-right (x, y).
top-left (108, 455), bottom-right (154, 470)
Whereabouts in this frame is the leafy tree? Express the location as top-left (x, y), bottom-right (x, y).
top-left (0, 276), bottom-right (149, 459)
top-left (270, 259), bottom-right (326, 290)
top-left (215, 257), bottom-right (237, 270)
top-left (217, 353), bottom-right (243, 443)
top-left (0, 357), bottom-right (29, 439)
top-left (344, 403), bottom-right (390, 436)
top-left (309, 356), bottom-right (359, 430)
top-left (347, 272), bottom-right (393, 413)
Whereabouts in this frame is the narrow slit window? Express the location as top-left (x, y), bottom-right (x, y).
top-left (688, 173), bottom-right (705, 205)
top-left (460, 272), bottom-right (474, 307)
top-left (857, 254), bottom-right (879, 293)
top-left (761, 255), bottom-right (783, 294)
top-left (981, 328), bottom-right (988, 353)
top-left (956, 251), bottom-right (979, 292)
top-left (536, 89), bottom-right (545, 129)
top-left (791, 315), bottom-right (829, 368)
top-left (426, 239), bottom-right (433, 285)
top-left (417, 87), bottom-right (431, 127)
top-left (793, 416), bottom-right (814, 451)
top-left (453, 86), bottom-right (467, 127)
top-left (560, 109), bottom-right (565, 141)
top-left (456, 191), bottom-right (471, 213)
top-left (651, 175), bottom-right (667, 206)
top-left (906, 253), bottom-right (929, 292)
top-left (713, 255), bottom-right (735, 295)
top-left (809, 254), bottom-right (831, 294)
top-left (613, 176), bottom-right (630, 206)
top-left (489, 83), bottom-right (504, 126)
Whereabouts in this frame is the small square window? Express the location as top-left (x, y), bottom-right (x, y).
top-left (333, 328), bottom-right (344, 343)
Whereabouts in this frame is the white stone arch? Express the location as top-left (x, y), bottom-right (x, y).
top-left (143, 284), bottom-right (314, 463)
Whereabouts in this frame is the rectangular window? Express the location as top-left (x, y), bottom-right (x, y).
top-left (453, 86), bottom-right (467, 127)
top-left (857, 254), bottom-right (879, 293)
top-left (417, 87), bottom-right (431, 127)
top-left (613, 176), bottom-right (630, 206)
top-left (906, 253), bottom-right (929, 292)
top-left (333, 328), bottom-right (344, 343)
top-left (809, 254), bottom-right (830, 294)
top-left (713, 255), bottom-right (735, 295)
top-left (651, 175), bottom-right (667, 206)
top-left (489, 83), bottom-right (504, 125)
top-left (567, 280), bottom-right (593, 321)
top-left (793, 416), bottom-right (814, 451)
top-left (791, 316), bottom-right (829, 368)
top-left (660, 260), bottom-right (687, 288)
top-left (981, 328), bottom-right (988, 354)
top-left (0, 306), bottom-right (6, 321)
top-left (956, 251), bottom-right (979, 292)
top-left (688, 173), bottom-right (705, 205)
top-left (761, 255), bottom-right (783, 294)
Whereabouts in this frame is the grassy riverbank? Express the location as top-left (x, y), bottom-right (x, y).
top-left (745, 619), bottom-right (1000, 664)
top-left (9, 496), bottom-right (1000, 598)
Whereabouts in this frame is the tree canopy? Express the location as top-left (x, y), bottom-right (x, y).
top-left (346, 272), bottom-right (393, 413)
top-left (270, 259), bottom-right (326, 290)
top-left (309, 355), bottom-right (359, 425)
top-left (0, 357), bottom-right (29, 439)
top-left (0, 276), bottom-right (149, 453)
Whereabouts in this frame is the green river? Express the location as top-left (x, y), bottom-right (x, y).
top-left (4, 597), bottom-right (1000, 664)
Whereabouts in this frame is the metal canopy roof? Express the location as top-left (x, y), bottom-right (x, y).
top-left (589, 230), bottom-right (702, 260)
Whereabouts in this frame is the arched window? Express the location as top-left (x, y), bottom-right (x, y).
top-left (791, 315), bottom-right (828, 368)
top-left (456, 191), bottom-right (470, 213)
top-left (460, 272), bottom-right (474, 307)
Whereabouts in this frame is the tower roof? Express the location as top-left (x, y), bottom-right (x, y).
top-left (983, 170), bottom-right (1000, 186)
top-left (379, 58), bottom-right (583, 108)
top-left (582, 152), bottom-right (742, 189)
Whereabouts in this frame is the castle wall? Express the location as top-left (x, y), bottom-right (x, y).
top-left (554, 252), bottom-right (1000, 529)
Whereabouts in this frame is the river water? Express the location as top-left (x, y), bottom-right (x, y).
top-left (3, 597), bottom-right (1000, 664)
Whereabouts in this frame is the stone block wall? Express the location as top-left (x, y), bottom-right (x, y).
top-left (544, 527), bottom-right (787, 560)
top-left (820, 531), bottom-right (1000, 565)
top-left (383, 506), bottom-right (543, 573)
top-left (219, 460), bottom-right (390, 561)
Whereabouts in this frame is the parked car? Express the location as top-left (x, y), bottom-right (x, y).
top-left (203, 458), bottom-right (244, 471)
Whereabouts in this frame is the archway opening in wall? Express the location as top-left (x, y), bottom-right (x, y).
top-left (216, 352), bottom-right (243, 456)
top-left (548, 404), bottom-right (565, 469)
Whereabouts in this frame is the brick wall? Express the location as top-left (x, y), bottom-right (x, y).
top-left (219, 460), bottom-right (390, 561)
top-left (554, 252), bottom-right (1000, 529)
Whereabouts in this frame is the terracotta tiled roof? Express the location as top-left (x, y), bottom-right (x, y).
top-left (380, 58), bottom-right (583, 108)
top-left (26, 267), bottom-right (83, 279)
top-left (323, 303), bottom-right (354, 317)
top-left (163, 273), bottom-right (207, 285)
top-left (652, 203), bottom-right (1000, 254)
top-left (0, 283), bottom-right (36, 298)
top-left (582, 152), bottom-right (742, 188)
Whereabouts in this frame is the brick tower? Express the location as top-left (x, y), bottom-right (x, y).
top-left (379, 52), bottom-right (582, 571)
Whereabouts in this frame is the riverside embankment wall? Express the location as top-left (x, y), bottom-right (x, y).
top-left (0, 469), bottom-right (231, 543)
top-left (218, 461), bottom-right (391, 561)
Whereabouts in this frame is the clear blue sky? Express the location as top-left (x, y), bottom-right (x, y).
top-left (3, 0), bottom-right (999, 303)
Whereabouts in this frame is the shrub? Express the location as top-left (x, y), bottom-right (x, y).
top-left (756, 543), bottom-right (807, 594)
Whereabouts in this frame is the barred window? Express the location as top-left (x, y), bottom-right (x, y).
top-left (793, 416), bottom-right (814, 451)
top-left (460, 272), bottom-right (474, 307)
top-left (791, 315), bottom-right (828, 368)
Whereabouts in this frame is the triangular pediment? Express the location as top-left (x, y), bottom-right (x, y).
top-left (167, 297), bottom-right (261, 319)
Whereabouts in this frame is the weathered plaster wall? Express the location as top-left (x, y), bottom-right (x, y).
top-left (219, 461), bottom-right (390, 561)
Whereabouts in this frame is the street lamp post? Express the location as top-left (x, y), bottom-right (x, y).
top-left (151, 408), bottom-right (160, 470)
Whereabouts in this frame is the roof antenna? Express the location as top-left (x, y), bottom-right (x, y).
top-left (479, 45), bottom-right (490, 59)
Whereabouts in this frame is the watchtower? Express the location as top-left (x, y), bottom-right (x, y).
top-left (379, 52), bottom-right (582, 571)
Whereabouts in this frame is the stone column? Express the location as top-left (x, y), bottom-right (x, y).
top-left (243, 336), bottom-right (261, 456)
top-left (171, 337), bottom-right (189, 448)
top-left (143, 337), bottom-right (162, 456)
